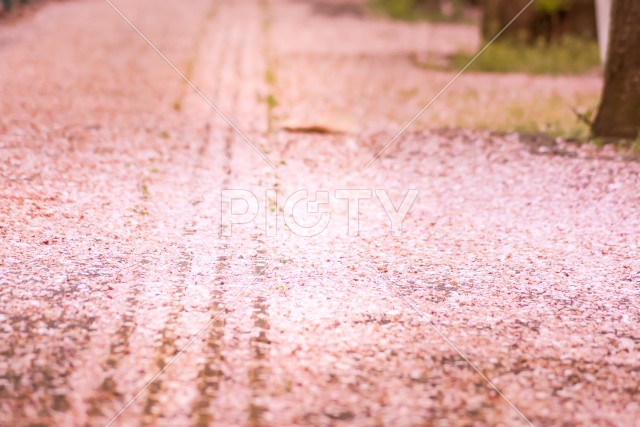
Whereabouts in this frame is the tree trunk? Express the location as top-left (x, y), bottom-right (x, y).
top-left (592, 0), bottom-right (640, 139)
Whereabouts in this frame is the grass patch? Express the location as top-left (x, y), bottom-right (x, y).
top-left (449, 37), bottom-right (601, 75)
top-left (368, 0), bottom-right (470, 22)
top-left (407, 88), bottom-right (601, 141)
top-left (475, 97), bottom-right (598, 140)
top-left (265, 68), bottom-right (276, 86)
top-left (369, 0), bottom-right (430, 21)
top-left (592, 133), bottom-right (640, 158)
top-left (632, 135), bottom-right (640, 157)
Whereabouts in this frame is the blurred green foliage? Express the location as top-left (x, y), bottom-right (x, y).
top-left (482, 0), bottom-right (597, 44)
top-left (369, 0), bottom-right (474, 22)
top-left (370, 0), bottom-right (420, 20)
top-left (535, 0), bottom-right (569, 13)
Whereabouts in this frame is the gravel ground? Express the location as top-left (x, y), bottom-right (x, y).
top-left (1, 0), bottom-right (639, 426)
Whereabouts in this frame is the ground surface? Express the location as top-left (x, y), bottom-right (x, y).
top-left (1, 0), bottom-right (639, 426)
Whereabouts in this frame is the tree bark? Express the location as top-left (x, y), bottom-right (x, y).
top-left (592, 0), bottom-right (640, 139)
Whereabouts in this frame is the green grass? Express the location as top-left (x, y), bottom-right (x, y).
top-left (368, 0), bottom-right (470, 22)
top-left (602, 133), bottom-right (640, 158)
top-left (633, 136), bottom-right (640, 156)
top-left (449, 37), bottom-right (601, 75)
top-left (369, 0), bottom-right (428, 21)
top-left (403, 87), bottom-right (601, 141)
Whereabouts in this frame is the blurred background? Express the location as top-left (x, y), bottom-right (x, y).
top-left (1, 0), bottom-right (637, 147)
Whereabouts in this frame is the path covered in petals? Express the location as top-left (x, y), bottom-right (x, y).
top-left (1, 0), bottom-right (639, 426)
